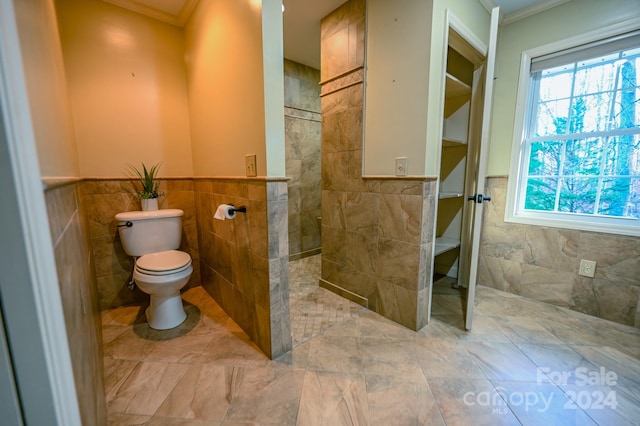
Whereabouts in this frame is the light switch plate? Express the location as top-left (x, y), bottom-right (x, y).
top-left (245, 154), bottom-right (257, 177)
top-left (395, 157), bottom-right (407, 176)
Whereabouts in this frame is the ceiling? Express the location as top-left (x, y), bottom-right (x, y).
top-left (103, 0), bottom-right (571, 70)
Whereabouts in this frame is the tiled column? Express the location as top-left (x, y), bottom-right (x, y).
top-left (195, 177), bottom-right (292, 358)
top-left (319, 0), bottom-right (436, 330)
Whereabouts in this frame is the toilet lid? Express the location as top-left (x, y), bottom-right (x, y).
top-left (136, 250), bottom-right (192, 275)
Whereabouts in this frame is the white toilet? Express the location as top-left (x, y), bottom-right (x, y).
top-left (115, 209), bottom-right (193, 330)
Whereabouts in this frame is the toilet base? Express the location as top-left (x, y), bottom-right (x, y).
top-left (146, 293), bottom-right (187, 330)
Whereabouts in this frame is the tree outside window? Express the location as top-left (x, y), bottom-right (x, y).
top-left (520, 41), bottom-right (640, 224)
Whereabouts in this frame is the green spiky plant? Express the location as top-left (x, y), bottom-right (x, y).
top-left (127, 162), bottom-right (163, 199)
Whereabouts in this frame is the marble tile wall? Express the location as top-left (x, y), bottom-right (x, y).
top-left (44, 180), bottom-right (106, 425)
top-left (319, 0), bottom-right (437, 331)
top-left (284, 59), bottom-right (322, 260)
top-left (320, 0), bottom-right (366, 86)
top-left (479, 176), bottom-right (640, 328)
top-left (80, 178), bottom-right (200, 310)
top-left (194, 178), bottom-right (292, 359)
top-left (321, 175), bottom-right (438, 330)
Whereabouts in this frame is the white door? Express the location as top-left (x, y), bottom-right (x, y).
top-left (464, 6), bottom-right (499, 331)
top-left (0, 306), bottom-right (23, 426)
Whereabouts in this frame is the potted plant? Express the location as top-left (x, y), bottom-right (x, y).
top-left (127, 162), bottom-right (163, 211)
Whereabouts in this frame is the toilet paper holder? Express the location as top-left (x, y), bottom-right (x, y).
top-left (214, 204), bottom-right (246, 221)
top-left (229, 205), bottom-right (246, 214)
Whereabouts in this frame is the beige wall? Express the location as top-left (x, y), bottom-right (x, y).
top-left (487, 0), bottom-right (640, 175)
top-left (57, 0), bottom-right (284, 179)
top-left (56, 0), bottom-right (193, 177)
top-left (14, 0), bottom-right (79, 178)
top-left (186, 0), bottom-right (271, 177)
top-left (364, 0), bottom-right (432, 176)
top-left (364, 0), bottom-right (490, 176)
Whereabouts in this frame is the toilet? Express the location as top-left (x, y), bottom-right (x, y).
top-left (115, 208), bottom-right (192, 330)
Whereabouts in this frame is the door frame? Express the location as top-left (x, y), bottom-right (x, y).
top-left (0, 1), bottom-right (81, 424)
top-left (429, 8), bottom-right (497, 329)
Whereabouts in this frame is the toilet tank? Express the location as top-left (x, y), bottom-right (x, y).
top-left (115, 209), bottom-right (184, 257)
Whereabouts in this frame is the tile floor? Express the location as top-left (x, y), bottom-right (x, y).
top-left (103, 255), bottom-right (640, 425)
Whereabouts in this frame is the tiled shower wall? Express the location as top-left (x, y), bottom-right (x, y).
top-left (80, 178), bottom-right (200, 309)
top-left (194, 178), bottom-right (292, 358)
top-left (44, 181), bottom-right (106, 425)
top-left (284, 59), bottom-right (322, 260)
top-left (479, 176), bottom-right (640, 328)
top-left (319, 0), bottom-right (437, 331)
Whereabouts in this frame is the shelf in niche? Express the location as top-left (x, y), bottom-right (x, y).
top-left (442, 137), bottom-right (467, 147)
top-left (444, 73), bottom-right (471, 118)
top-left (439, 192), bottom-right (464, 199)
top-left (434, 237), bottom-right (461, 256)
top-left (445, 73), bottom-right (471, 96)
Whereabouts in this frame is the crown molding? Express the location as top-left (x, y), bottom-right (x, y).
top-left (477, 0), bottom-right (572, 26)
top-left (102, 0), bottom-right (198, 27)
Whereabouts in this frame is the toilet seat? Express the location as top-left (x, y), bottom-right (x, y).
top-left (136, 250), bottom-right (192, 276)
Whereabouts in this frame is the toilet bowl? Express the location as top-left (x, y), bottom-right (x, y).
top-left (115, 209), bottom-right (192, 330)
top-left (134, 250), bottom-right (193, 330)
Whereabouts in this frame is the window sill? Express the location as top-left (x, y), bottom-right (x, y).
top-left (504, 212), bottom-right (640, 237)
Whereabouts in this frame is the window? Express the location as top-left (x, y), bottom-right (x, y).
top-left (508, 29), bottom-right (640, 236)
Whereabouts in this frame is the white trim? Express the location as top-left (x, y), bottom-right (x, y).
top-left (505, 50), bottom-right (531, 228)
top-left (505, 17), bottom-right (640, 238)
top-left (0, 2), bottom-right (81, 425)
top-left (478, 0), bottom-right (570, 27)
top-left (447, 11), bottom-right (488, 56)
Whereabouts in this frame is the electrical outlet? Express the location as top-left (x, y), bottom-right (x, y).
top-left (245, 154), bottom-right (257, 177)
top-left (579, 259), bottom-right (596, 278)
top-left (395, 157), bottom-right (408, 176)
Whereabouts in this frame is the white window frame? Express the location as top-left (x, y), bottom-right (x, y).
top-left (506, 18), bottom-right (640, 237)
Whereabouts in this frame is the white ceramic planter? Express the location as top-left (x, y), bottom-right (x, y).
top-left (141, 198), bottom-right (159, 211)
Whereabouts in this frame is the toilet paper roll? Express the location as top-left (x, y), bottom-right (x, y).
top-left (214, 204), bottom-right (236, 220)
